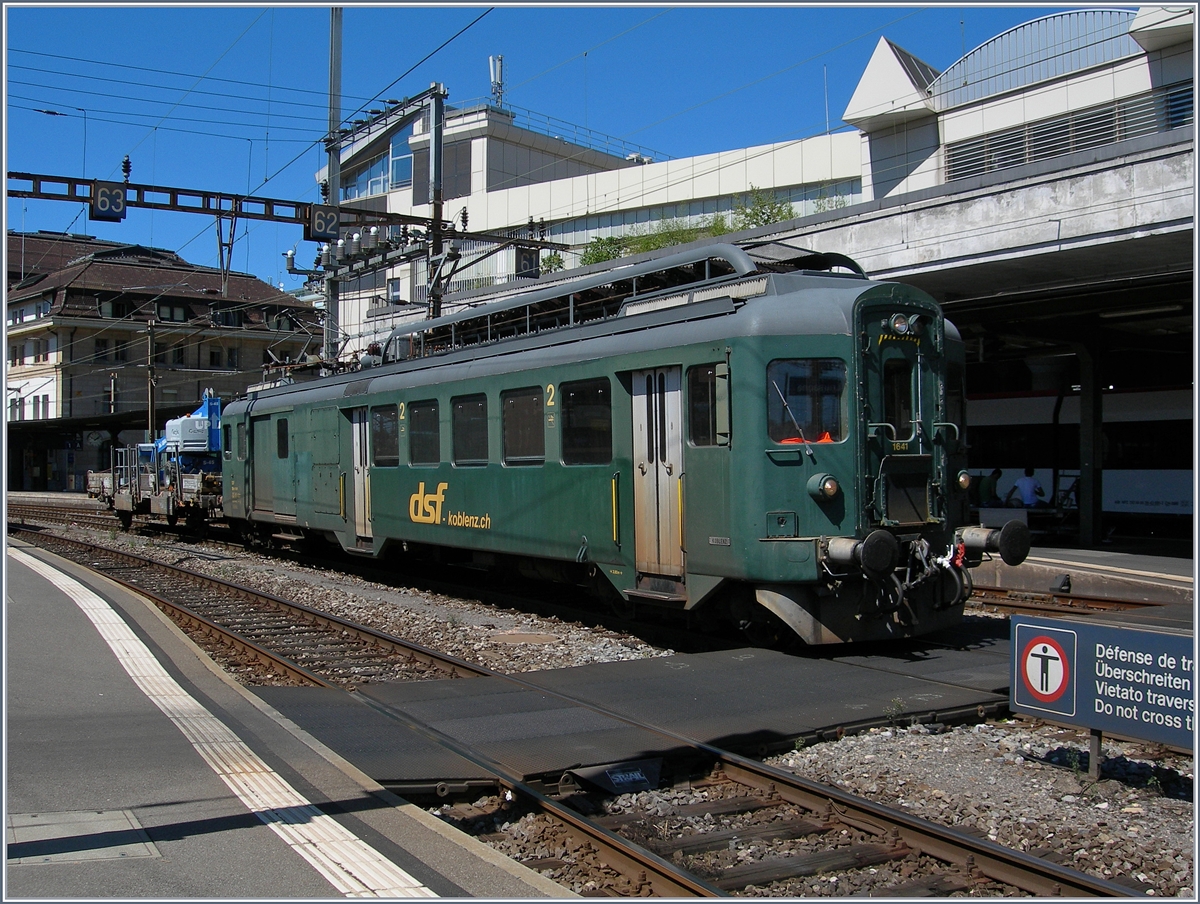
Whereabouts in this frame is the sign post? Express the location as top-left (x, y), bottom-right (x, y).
top-left (1011, 615), bottom-right (1194, 771)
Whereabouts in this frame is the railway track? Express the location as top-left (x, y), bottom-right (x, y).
top-left (13, 530), bottom-right (1140, 897)
top-left (968, 583), bottom-right (1161, 617)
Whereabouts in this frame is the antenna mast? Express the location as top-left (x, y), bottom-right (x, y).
top-left (489, 55), bottom-right (504, 108)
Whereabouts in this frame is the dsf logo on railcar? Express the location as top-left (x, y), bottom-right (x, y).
top-left (409, 482), bottom-right (449, 524)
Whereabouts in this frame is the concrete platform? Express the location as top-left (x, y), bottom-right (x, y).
top-left (5, 539), bottom-right (568, 899)
top-left (971, 544), bottom-right (1193, 606)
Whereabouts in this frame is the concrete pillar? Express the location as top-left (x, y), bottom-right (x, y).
top-left (1072, 339), bottom-right (1105, 546)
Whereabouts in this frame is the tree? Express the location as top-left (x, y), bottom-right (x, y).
top-left (732, 185), bottom-right (795, 231)
top-left (540, 252), bottom-right (565, 273)
top-left (579, 236), bottom-right (628, 266)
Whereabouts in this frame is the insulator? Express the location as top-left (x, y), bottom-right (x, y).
top-left (365, 226), bottom-right (379, 250)
top-left (320, 244), bottom-right (331, 267)
top-left (335, 238), bottom-right (346, 260)
top-left (538, 217), bottom-right (546, 239)
top-left (349, 233), bottom-right (362, 256)
top-left (121, 155), bottom-right (131, 182)
top-left (460, 207), bottom-right (469, 232)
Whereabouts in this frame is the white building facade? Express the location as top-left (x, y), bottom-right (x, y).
top-left (326, 6), bottom-right (1191, 360)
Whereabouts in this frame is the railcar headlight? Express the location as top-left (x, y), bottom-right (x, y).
top-left (957, 470), bottom-right (971, 490)
top-left (908, 315), bottom-right (926, 336)
top-left (889, 312), bottom-right (909, 335)
top-left (808, 473), bottom-right (840, 500)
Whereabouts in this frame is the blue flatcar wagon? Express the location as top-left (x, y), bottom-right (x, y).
top-left (222, 243), bottom-right (1028, 645)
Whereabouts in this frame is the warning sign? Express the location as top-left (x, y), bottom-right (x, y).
top-left (1011, 615), bottom-right (1193, 750)
top-left (1013, 624), bottom-right (1076, 717)
top-left (1021, 636), bottom-right (1070, 703)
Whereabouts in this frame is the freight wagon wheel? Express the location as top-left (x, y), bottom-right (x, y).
top-left (166, 514), bottom-right (179, 528)
top-left (116, 511), bottom-right (133, 531)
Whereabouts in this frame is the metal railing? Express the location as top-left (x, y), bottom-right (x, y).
top-left (946, 81), bottom-right (1193, 181)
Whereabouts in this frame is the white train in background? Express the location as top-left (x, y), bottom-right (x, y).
top-left (966, 387), bottom-right (1192, 523)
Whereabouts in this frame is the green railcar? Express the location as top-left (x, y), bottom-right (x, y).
top-left (221, 243), bottom-right (1028, 645)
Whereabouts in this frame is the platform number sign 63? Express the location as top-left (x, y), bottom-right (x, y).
top-left (90, 181), bottom-right (127, 222)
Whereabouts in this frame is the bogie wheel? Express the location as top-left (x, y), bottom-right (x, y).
top-left (729, 589), bottom-right (796, 650)
top-left (116, 511), bottom-right (133, 531)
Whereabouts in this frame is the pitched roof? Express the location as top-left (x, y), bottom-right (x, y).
top-left (842, 37), bottom-right (939, 130)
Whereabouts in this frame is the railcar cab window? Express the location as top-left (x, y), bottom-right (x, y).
top-left (884, 358), bottom-right (915, 440)
top-left (767, 359), bottom-right (847, 443)
top-left (452, 394), bottom-right (488, 466)
top-left (561, 378), bottom-right (612, 465)
top-left (409, 400), bottom-right (440, 466)
top-left (502, 387), bottom-right (545, 466)
top-left (276, 419), bottom-right (289, 459)
top-left (371, 404), bottom-right (400, 467)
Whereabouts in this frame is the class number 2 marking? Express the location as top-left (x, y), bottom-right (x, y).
top-left (545, 384), bottom-right (556, 407)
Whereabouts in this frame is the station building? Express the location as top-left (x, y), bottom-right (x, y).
top-left (326, 6), bottom-right (1192, 355)
top-left (5, 230), bottom-right (321, 491)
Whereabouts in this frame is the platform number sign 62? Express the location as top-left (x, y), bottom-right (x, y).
top-left (307, 205), bottom-right (341, 242)
top-left (90, 181), bottom-right (127, 222)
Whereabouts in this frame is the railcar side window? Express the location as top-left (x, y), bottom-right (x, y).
top-left (276, 418), bottom-right (289, 459)
top-left (409, 400), bottom-right (440, 466)
top-left (222, 425), bottom-right (232, 461)
top-left (502, 387), bottom-right (544, 465)
top-left (766, 359), bottom-right (847, 443)
top-left (884, 358), bottom-right (914, 439)
top-left (688, 363), bottom-right (730, 447)
top-left (371, 404), bottom-right (400, 467)
top-left (452, 394), bottom-right (489, 466)
top-left (236, 423), bottom-right (246, 460)
top-left (561, 377), bottom-right (612, 465)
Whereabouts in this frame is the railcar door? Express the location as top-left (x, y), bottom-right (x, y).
top-left (250, 416), bottom-right (274, 513)
top-left (351, 407), bottom-right (371, 540)
top-left (632, 367), bottom-right (684, 578)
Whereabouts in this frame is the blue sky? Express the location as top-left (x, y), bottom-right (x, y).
top-left (6, 4), bottom-right (1072, 290)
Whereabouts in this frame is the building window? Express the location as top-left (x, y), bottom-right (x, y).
top-left (561, 378), bottom-right (612, 465)
top-left (210, 347), bottom-right (223, 368)
top-left (158, 304), bottom-right (186, 322)
top-left (173, 344), bottom-right (186, 366)
top-left (226, 347), bottom-right (239, 370)
top-left (409, 400), bottom-right (440, 466)
top-left (9, 345), bottom-right (20, 367)
top-left (387, 278), bottom-right (404, 304)
top-left (502, 387), bottom-right (544, 466)
top-left (40, 395), bottom-right (51, 419)
top-left (211, 308), bottom-right (243, 327)
top-left (452, 394), bottom-right (488, 466)
top-left (113, 340), bottom-right (127, 362)
top-left (94, 338), bottom-right (109, 362)
top-left (371, 404), bottom-right (400, 467)
top-left (9, 398), bottom-right (19, 421)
